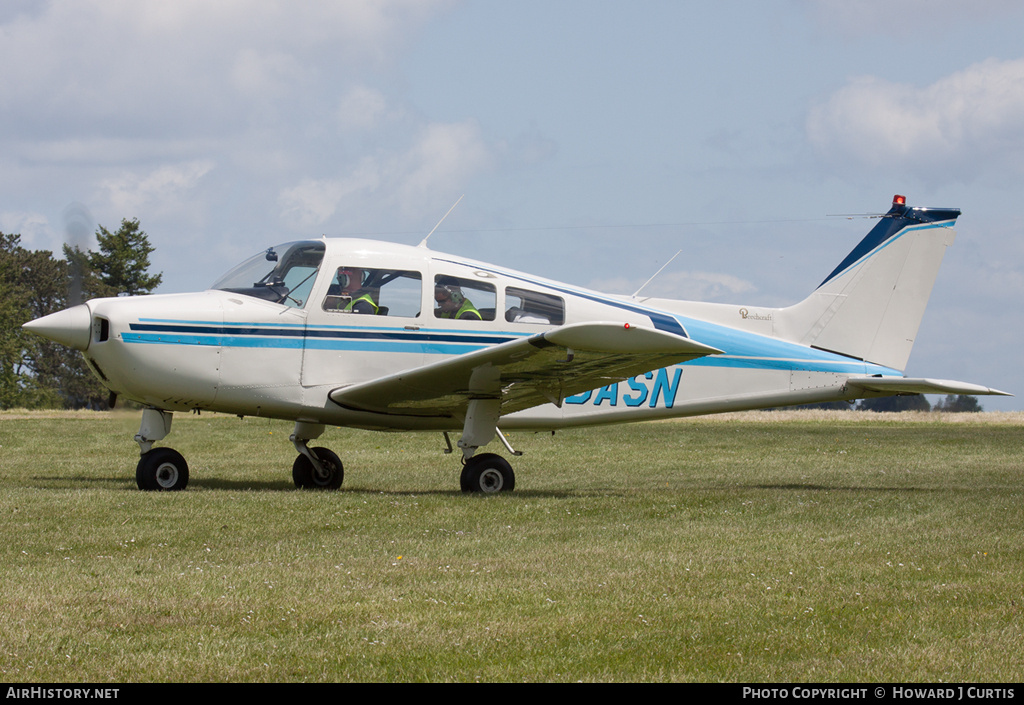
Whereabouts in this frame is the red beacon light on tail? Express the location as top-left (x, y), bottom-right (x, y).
top-left (893, 194), bottom-right (907, 207)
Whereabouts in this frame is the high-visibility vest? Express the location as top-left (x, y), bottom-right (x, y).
top-left (345, 292), bottom-right (379, 314)
top-left (439, 299), bottom-right (481, 320)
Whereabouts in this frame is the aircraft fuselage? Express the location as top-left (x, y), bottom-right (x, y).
top-left (76, 239), bottom-right (894, 432)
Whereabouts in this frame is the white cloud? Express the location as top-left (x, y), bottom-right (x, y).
top-left (230, 49), bottom-right (310, 100)
top-left (279, 120), bottom-right (494, 229)
top-left (598, 270), bottom-right (757, 302)
top-left (807, 58), bottom-right (1024, 178)
top-left (0, 211), bottom-right (56, 252)
top-left (0, 1), bottom-right (454, 139)
top-left (279, 165), bottom-right (380, 229)
top-left (100, 160), bottom-right (215, 217)
top-left (336, 86), bottom-right (396, 133)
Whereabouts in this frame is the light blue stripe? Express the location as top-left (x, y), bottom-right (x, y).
top-left (828, 220), bottom-right (951, 283)
top-left (683, 356), bottom-right (895, 374)
top-left (124, 333), bottom-right (304, 349)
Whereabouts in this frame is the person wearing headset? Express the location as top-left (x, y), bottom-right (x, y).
top-left (434, 278), bottom-right (481, 320)
top-left (337, 267), bottom-right (378, 315)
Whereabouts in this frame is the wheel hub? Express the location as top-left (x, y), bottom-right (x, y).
top-left (478, 467), bottom-right (504, 492)
top-left (155, 463), bottom-right (179, 488)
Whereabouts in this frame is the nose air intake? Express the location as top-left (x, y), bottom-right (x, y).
top-left (22, 304), bottom-right (93, 351)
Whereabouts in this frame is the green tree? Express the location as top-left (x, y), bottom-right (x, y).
top-left (1, 219), bottom-right (163, 409)
top-left (89, 218), bottom-right (162, 296)
top-left (55, 218), bottom-right (163, 408)
top-left (0, 233), bottom-right (67, 408)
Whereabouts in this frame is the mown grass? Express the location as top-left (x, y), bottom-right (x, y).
top-left (0, 410), bottom-right (1021, 682)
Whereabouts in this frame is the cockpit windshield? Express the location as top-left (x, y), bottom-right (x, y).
top-left (212, 241), bottom-right (325, 308)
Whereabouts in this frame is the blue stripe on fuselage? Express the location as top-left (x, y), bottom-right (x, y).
top-left (124, 320), bottom-right (521, 355)
top-left (670, 314), bottom-right (898, 375)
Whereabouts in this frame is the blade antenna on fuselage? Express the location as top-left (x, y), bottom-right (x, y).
top-left (418, 195), bottom-right (464, 248)
top-left (631, 249), bottom-right (682, 300)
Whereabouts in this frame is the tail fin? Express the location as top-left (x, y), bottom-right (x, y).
top-left (777, 195), bottom-right (959, 372)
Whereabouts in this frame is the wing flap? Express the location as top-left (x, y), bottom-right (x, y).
top-left (846, 377), bottom-right (1011, 397)
top-left (329, 322), bottom-right (722, 418)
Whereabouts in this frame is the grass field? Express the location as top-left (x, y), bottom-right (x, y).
top-left (0, 409), bottom-right (1021, 682)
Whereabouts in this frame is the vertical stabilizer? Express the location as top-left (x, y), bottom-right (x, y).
top-left (776, 196), bottom-right (959, 372)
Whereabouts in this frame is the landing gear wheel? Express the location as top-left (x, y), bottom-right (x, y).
top-left (460, 453), bottom-right (515, 494)
top-left (292, 447), bottom-right (344, 490)
top-left (136, 448), bottom-right (189, 491)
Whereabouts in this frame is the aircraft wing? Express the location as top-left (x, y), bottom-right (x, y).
top-left (845, 377), bottom-right (1012, 397)
top-left (329, 322), bottom-right (723, 418)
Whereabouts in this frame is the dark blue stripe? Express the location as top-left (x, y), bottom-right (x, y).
top-left (818, 204), bottom-right (960, 289)
top-left (128, 322), bottom-right (517, 346)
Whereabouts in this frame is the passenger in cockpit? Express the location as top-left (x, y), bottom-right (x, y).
top-left (434, 279), bottom-right (482, 320)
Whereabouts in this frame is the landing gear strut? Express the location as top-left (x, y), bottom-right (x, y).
top-left (290, 421), bottom-right (344, 490)
top-left (454, 399), bottom-right (517, 494)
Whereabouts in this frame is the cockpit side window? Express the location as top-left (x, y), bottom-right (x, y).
top-left (505, 287), bottom-right (564, 325)
top-left (322, 268), bottom-right (422, 318)
top-left (434, 275), bottom-right (496, 321)
top-left (212, 241), bottom-right (325, 309)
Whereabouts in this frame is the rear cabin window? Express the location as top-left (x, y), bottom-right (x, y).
top-left (505, 287), bottom-right (564, 325)
top-left (433, 275), bottom-right (496, 321)
top-left (322, 267), bottom-right (422, 318)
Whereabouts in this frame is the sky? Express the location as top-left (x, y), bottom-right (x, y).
top-left (2, 0), bottom-right (1023, 410)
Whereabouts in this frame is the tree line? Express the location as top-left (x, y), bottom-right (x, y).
top-left (781, 394), bottom-right (984, 413)
top-left (0, 219), bottom-right (161, 409)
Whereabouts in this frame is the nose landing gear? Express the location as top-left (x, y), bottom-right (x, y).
top-left (134, 408), bottom-right (189, 491)
top-left (136, 447), bottom-right (189, 491)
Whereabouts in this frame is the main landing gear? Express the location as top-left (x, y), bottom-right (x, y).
top-left (448, 397), bottom-right (520, 494)
top-left (460, 452), bottom-right (515, 493)
top-left (289, 421), bottom-right (344, 489)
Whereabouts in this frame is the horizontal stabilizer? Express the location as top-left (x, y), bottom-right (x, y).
top-left (846, 377), bottom-right (1011, 397)
top-left (330, 322), bottom-right (722, 418)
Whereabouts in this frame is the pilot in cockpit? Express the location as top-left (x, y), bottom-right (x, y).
top-left (336, 267), bottom-right (378, 315)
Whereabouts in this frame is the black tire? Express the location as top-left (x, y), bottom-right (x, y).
top-left (460, 453), bottom-right (515, 494)
top-left (292, 447), bottom-right (344, 490)
top-left (136, 448), bottom-right (189, 491)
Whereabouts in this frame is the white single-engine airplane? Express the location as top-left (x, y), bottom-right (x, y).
top-left (24, 195), bottom-right (1009, 493)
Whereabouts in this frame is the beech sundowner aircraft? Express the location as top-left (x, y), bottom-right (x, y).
top-left (24, 195), bottom-right (1009, 493)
